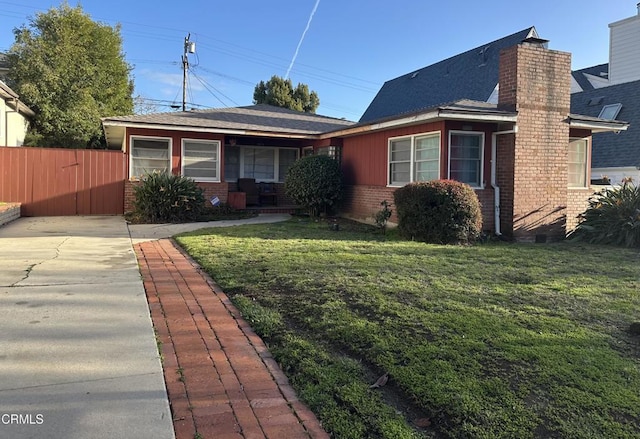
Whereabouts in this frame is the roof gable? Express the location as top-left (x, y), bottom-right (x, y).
top-left (359, 27), bottom-right (537, 123)
top-left (571, 63), bottom-right (609, 92)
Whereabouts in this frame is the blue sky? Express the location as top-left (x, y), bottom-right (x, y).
top-left (0, 1), bottom-right (635, 120)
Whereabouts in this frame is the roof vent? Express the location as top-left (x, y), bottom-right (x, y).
top-left (587, 96), bottom-right (604, 106)
top-left (410, 71), bottom-right (420, 79)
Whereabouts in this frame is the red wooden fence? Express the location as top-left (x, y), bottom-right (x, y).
top-left (0, 147), bottom-right (126, 216)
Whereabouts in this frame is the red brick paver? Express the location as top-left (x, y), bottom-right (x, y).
top-left (134, 239), bottom-right (329, 439)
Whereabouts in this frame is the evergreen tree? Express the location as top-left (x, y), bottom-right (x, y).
top-left (253, 75), bottom-right (319, 113)
top-left (7, 3), bottom-right (134, 148)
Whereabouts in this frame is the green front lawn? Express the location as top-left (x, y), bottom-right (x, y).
top-left (176, 219), bottom-right (640, 439)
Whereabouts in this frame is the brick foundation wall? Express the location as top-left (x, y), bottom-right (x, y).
top-left (498, 44), bottom-right (572, 242)
top-left (342, 185), bottom-right (494, 232)
top-left (475, 189), bottom-right (494, 234)
top-left (341, 185), bottom-right (398, 224)
top-left (566, 188), bottom-right (592, 232)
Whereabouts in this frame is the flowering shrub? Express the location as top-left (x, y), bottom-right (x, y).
top-left (569, 180), bottom-right (640, 248)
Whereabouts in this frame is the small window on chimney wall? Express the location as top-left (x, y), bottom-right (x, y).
top-left (598, 103), bottom-right (622, 120)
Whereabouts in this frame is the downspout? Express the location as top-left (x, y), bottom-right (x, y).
top-left (491, 126), bottom-right (517, 236)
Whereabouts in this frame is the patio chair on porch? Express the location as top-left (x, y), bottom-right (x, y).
top-left (258, 182), bottom-right (278, 206)
top-left (237, 178), bottom-right (260, 206)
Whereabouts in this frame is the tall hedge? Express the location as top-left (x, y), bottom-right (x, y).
top-left (284, 155), bottom-right (343, 216)
top-left (393, 180), bottom-right (482, 244)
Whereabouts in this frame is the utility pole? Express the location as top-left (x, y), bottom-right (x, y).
top-left (182, 34), bottom-right (195, 112)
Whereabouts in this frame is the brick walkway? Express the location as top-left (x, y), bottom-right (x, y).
top-left (134, 239), bottom-right (328, 439)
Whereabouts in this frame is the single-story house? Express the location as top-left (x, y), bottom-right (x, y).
top-left (0, 80), bottom-right (34, 147)
top-left (102, 30), bottom-right (627, 242)
top-left (570, 6), bottom-right (640, 184)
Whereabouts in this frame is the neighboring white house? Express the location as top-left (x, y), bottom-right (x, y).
top-left (0, 81), bottom-right (34, 147)
top-left (571, 4), bottom-right (640, 185)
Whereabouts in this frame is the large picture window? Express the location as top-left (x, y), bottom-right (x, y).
top-left (224, 145), bottom-right (299, 182)
top-left (181, 139), bottom-right (220, 182)
top-left (448, 131), bottom-right (484, 188)
top-left (568, 139), bottom-right (588, 188)
top-left (388, 132), bottom-right (440, 186)
top-left (130, 137), bottom-right (171, 179)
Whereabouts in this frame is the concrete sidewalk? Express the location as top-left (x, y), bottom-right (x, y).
top-left (128, 213), bottom-right (291, 244)
top-left (0, 216), bottom-right (174, 439)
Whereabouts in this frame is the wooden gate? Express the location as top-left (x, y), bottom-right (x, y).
top-left (0, 147), bottom-right (126, 216)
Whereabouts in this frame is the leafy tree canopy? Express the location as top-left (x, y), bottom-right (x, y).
top-left (253, 75), bottom-right (320, 113)
top-left (7, 2), bottom-right (134, 148)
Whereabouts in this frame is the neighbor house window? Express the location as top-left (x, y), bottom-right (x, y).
top-left (130, 136), bottom-right (171, 179)
top-left (224, 145), bottom-right (299, 182)
top-left (388, 132), bottom-right (441, 186)
top-left (568, 139), bottom-right (588, 188)
top-left (181, 139), bottom-right (220, 182)
top-left (448, 131), bottom-right (484, 188)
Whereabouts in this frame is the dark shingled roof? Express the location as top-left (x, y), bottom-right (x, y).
top-left (571, 79), bottom-right (640, 168)
top-left (572, 63), bottom-right (609, 92)
top-left (103, 104), bottom-right (354, 135)
top-left (359, 27), bottom-right (537, 123)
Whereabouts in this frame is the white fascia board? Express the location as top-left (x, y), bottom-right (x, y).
top-left (102, 120), bottom-right (318, 139)
top-left (438, 111), bottom-right (517, 123)
top-left (322, 109), bottom-right (516, 139)
top-left (568, 119), bottom-right (628, 133)
top-left (102, 120), bottom-right (247, 135)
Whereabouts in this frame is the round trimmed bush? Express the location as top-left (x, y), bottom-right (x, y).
top-left (133, 171), bottom-right (205, 223)
top-left (284, 155), bottom-right (343, 216)
top-left (393, 180), bottom-right (482, 244)
top-left (569, 181), bottom-right (640, 247)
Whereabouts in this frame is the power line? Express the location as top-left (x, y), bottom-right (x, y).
top-left (191, 71), bottom-right (238, 107)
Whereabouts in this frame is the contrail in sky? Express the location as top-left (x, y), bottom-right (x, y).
top-left (285, 0), bottom-right (321, 79)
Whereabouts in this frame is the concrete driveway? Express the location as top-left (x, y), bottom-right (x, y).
top-left (0, 216), bottom-right (174, 439)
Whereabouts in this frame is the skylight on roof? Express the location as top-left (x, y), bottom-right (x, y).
top-left (598, 103), bottom-right (622, 120)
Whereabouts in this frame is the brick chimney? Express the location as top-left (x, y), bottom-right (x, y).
top-left (496, 41), bottom-right (572, 242)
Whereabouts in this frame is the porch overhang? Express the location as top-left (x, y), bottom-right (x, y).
top-left (101, 120), bottom-right (317, 150)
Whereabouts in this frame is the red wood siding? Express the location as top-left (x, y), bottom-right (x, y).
top-left (0, 147), bottom-right (125, 216)
top-left (341, 121), bottom-right (445, 186)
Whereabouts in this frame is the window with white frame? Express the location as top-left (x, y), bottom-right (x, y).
top-left (224, 145), bottom-right (299, 182)
top-left (568, 138), bottom-right (588, 188)
top-left (181, 139), bottom-right (220, 181)
top-left (388, 132), bottom-right (440, 186)
top-left (448, 131), bottom-right (484, 188)
top-left (130, 137), bottom-right (171, 179)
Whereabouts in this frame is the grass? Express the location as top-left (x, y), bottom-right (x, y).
top-left (175, 218), bottom-right (640, 439)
